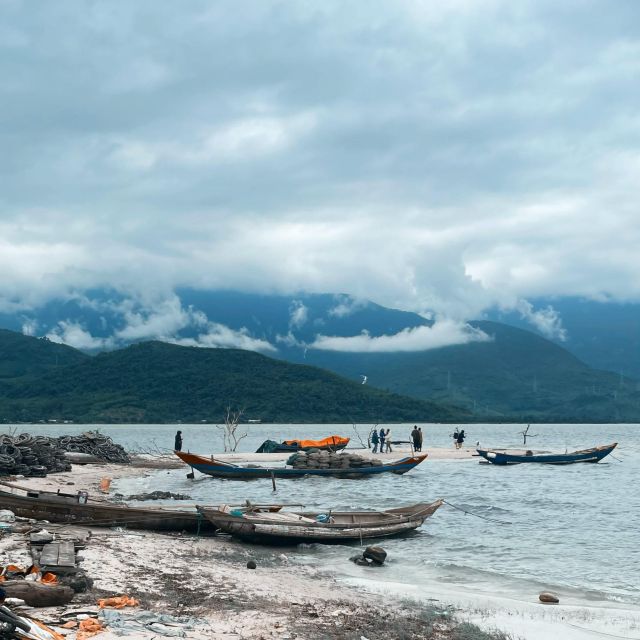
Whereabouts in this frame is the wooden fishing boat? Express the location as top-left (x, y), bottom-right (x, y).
top-left (476, 442), bottom-right (617, 465)
top-left (0, 482), bottom-right (216, 533)
top-left (255, 435), bottom-right (349, 453)
top-left (198, 499), bottom-right (444, 544)
top-left (176, 451), bottom-right (427, 479)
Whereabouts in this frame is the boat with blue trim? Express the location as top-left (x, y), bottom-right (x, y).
top-left (175, 450), bottom-right (427, 479)
top-left (476, 442), bottom-right (617, 465)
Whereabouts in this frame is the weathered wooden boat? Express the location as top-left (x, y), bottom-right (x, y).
top-left (476, 442), bottom-right (617, 465)
top-left (255, 435), bottom-right (350, 453)
top-left (198, 499), bottom-right (444, 544)
top-left (0, 482), bottom-right (216, 533)
top-left (176, 451), bottom-right (427, 479)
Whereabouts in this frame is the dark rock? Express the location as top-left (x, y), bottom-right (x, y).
top-left (363, 546), bottom-right (387, 565)
top-left (61, 571), bottom-right (94, 593)
top-left (247, 560), bottom-right (257, 570)
top-left (539, 592), bottom-right (559, 604)
top-left (354, 557), bottom-right (371, 566)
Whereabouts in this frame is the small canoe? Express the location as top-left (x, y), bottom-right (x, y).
top-left (0, 483), bottom-right (216, 533)
top-left (476, 442), bottom-right (617, 465)
top-left (176, 450), bottom-right (427, 479)
top-left (198, 500), bottom-right (443, 544)
top-left (256, 435), bottom-right (350, 453)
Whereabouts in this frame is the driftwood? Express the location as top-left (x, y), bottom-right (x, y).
top-left (2, 580), bottom-right (75, 607)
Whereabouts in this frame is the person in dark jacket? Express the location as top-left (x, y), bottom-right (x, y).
top-left (379, 427), bottom-right (386, 453)
top-left (456, 429), bottom-right (466, 449)
top-left (411, 426), bottom-right (420, 451)
top-left (371, 429), bottom-right (380, 453)
top-left (174, 430), bottom-right (183, 452)
top-left (417, 427), bottom-right (423, 452)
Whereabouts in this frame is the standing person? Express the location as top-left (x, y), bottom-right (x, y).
top-left (411, 425), bottom-right (420, 451)
top-left (174, 430), bottom-right (183, 452)
top-left (371, 428), bottom-right (380, 454)
top-left (379, 427), bottom-right (386, 453)
top-left (385, 428), bottom-right (392, 453)
top-left (456, 429), bottom-right (466, 449)
top-left (417, 427), bottom-right (423, 452)
top-left (453, 427), bottom-right (459, 448)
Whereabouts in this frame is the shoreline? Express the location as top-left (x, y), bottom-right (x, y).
top-left (2, 457), bottom-right (639, 639)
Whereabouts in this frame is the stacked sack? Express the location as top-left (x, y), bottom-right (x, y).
top-left (286, 448), bottom-right (383, 470)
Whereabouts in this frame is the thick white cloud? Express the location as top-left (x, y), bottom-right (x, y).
top-left (513, 299), bottom-right (567, 341)
top-left (47, 321), bottom-right (116, 351)
top-left (310, 320), bottom-right (491, 353)
top-left (1, 0), bottom-right (640, 324)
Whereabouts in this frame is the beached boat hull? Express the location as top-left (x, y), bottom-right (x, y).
top-left (198, 500), bottom-right (443, 544)
top-left (0, 486), bottom-right (215, 533)
top-left (476, 442), bottom-right (617, 465)
top-left (176, 451), bottom-right (427, 479)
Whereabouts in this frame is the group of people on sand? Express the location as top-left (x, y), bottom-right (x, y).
top-left (371, 425), bottom-right (425, 453)
top-left (452, 427), bottom-right (466, 449)
top-left (370, 427), bottom-right (393, 453)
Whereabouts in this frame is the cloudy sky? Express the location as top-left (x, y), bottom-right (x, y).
top-left (2, 0), bottom-right (640, 327)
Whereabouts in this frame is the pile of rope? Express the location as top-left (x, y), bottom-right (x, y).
top-left (57, 431), bottom-right (130, 463)
top-left (0, 431), bottom-right (129, 477)
top-left (286, 449), bottom-right (383, 470)
top-left (0, 433), bottom-right (70, 477)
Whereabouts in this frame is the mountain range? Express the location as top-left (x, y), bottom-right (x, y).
top-left (0, 289), bottom-right (638, 422)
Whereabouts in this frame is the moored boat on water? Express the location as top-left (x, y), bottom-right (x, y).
top-left (175, 450), bottom-right (427, 479)
top-left (198, 500), bottom-right (444, 544)
top-left (476, 442), bottom-right (617, 465)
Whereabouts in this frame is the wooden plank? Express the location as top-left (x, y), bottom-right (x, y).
top-left (57, 542), bottom-right (76, 567)
top-left (39, 543), bottom-right (60, 567)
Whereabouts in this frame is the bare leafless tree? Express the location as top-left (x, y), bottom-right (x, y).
top-left (520, 423), bottom-right (538, 446)
top-left (350, 423), bottom-right (369, 449)
top-left (216, 406), bottom-right (247, 452)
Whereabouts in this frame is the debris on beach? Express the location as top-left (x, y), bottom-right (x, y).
top-left (0, 431), bottom-right (129, 478)
top-left (0, 434), bottom-right (71, 477)
top-left (287, 449), bottom-right (383, 470)
top-left (57, 432), bottom-right (130, 464)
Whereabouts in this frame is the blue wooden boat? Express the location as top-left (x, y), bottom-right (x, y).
top-left (476, 442), bottom-right (617, 465)
top-left (175, 450), bottom-right (427, 479)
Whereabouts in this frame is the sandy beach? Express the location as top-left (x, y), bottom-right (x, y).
top-left (2, 450), bottom-right (638, 640)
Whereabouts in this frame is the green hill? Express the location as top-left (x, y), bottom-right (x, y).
top-left (0, 329), bottom-right (90, 381)
top-left (294, 322), bottom-right (640, 422)
top-left (0, 337), bottom-right (468, 423)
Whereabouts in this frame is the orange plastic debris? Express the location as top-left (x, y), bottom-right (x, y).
top-left (98, 595), bottom-right (140, 609)
top-left (5, 564), bottom-right (24, 573)
top-left (77, 618), bottom-right (104, 640)
top-left (31, 619), bottom-right (65, 640)
top-left (282, 435), bottom-right (350, 449)
top-left (99, 477), bottom-right (112, 493)
top-left (40, 572), bottom-right (58, 584)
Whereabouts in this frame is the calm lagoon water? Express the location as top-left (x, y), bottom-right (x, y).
top-left (10, 422), bottom-right (640, 610)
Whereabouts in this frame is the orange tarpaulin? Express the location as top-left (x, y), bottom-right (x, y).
top-left (282, 435), bottom-right (349, 449)
top-left (40, 572), bottom-right (58, 584)
top-left (98, 595), bottom-right (140, 609)
top-left (77, 618), bottom-right (104, 640)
